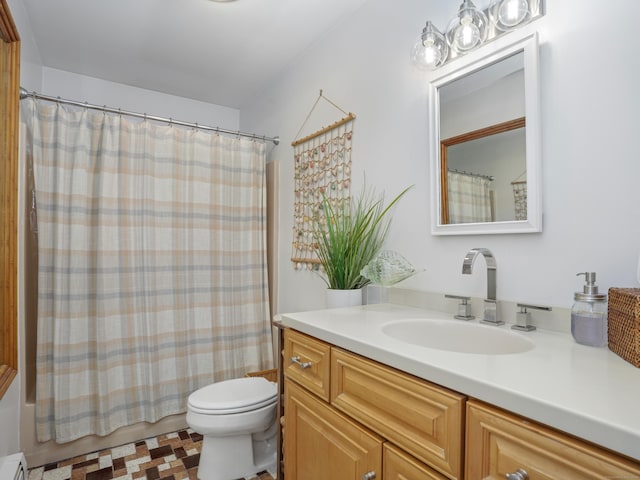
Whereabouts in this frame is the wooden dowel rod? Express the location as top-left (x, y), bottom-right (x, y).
top-left (290, 257), bottom-right (321, 265)
top-left (291, 113), bottom-right (356, 147)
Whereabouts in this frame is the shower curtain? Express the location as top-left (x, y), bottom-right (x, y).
top-left (22, 98), bottom-right (273, 443)
top-left (447, 171), bottom-right (492, 223)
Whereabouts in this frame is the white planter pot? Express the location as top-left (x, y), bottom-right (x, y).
top-left (326, 288), bottom-right (363, 308)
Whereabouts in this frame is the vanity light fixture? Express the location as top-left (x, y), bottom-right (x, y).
top-left (411, 21), bottom-right (449, 70)
top-left (446, 0), bottom-right (488, 54)
top-left (412, 0), bottom-right (543, 70)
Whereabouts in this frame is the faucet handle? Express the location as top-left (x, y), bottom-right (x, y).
top-left (445, 294), bottom-right (475, 320)
top-left (512, 303), bottom-right (552, 332)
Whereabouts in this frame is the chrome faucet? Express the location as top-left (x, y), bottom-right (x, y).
top-left (462, 248), bottom-right (503, 325)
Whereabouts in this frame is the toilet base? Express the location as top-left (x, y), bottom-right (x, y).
top-left (196, 427), bottom-right (277, 480)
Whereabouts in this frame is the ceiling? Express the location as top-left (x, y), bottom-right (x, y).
top-left (22, 0), bottom-right (369, 109)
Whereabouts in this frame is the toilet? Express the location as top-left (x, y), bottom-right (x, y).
top-left (186, 376), bottom-right (278, 480)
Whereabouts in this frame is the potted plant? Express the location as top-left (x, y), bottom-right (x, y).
top-left (313, 184), bottom-right (412, 307)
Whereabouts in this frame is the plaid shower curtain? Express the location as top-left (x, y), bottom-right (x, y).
top-left (447, 171), bottom-right (492, 224)
top-left (22, 98), bottom-right (273, 443)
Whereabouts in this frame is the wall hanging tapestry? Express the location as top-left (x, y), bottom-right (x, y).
top-left (290, 91), bottom-right (355, 271)
top-left (512, 180), bottom-right (527, 220)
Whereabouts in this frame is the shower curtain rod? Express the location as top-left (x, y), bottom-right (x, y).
top-left (19, 87), bottom-right (280, 145)
top-left (448, 168), bottom-right (494, 181)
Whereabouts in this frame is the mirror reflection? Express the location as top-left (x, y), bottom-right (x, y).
top-left (439, 51), bottom-right (525, 225)
top-left (441, 117), bottom-right (526, 224)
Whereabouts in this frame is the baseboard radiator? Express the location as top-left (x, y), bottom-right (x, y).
top-left (0, 454), bottom-right (27, 480)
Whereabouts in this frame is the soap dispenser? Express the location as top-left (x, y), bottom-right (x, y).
top-left (571, 272), bottom-right (608, 347)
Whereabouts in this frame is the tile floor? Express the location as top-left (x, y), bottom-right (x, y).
top-left (27, 429), bottom-right (275, 480)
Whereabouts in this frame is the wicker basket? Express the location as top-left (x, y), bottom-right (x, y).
top-left (608, 288), bottom-right (640, 368)
top-left (245, 368), bottom-right (278, 383)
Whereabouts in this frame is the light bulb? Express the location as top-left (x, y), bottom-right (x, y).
top-left (422, 35), bottom-right (440, 66)
top-left (455, 15), bottom-right (480, 51)
top-left (490, 0), bottom-right (529, 31)
top-left (411, 21), bottom-right (448, 70)
top-left (499, 0), bottom-right (528, 26)
top-left (446, 0), bottom-right (487, 54)
top-left (411, 38), bottom-right (443, 70)
top-left (424, 46), bottom-right (438, 66)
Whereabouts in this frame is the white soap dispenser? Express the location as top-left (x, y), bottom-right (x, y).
top-left (571, 272), bottom-right (608, 347)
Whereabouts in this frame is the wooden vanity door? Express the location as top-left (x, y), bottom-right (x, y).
top-left (284, 379), bottom-right (383, 480)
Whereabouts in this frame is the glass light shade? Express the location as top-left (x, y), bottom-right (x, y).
top-left (489, 0), bottom-right (530, 31)
top-left (446, 0), bottom-right (488, 54)
top-left (411, 21), bottom-right (449, 70)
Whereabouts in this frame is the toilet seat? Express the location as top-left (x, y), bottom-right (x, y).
top-left (188, 377), bottom-right (277, 415)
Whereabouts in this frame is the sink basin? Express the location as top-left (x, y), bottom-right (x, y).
top-left (381, 319), bottom-right (534, 354)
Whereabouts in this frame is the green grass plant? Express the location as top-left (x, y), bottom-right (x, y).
top-left (314, 184), bottom-right (412, 290)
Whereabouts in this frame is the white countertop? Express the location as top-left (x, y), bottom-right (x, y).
top-left (278, 303), bottom-right (640, 461)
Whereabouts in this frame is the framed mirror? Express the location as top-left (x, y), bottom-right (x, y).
top-left (428, 31), bottom-right (541, 235)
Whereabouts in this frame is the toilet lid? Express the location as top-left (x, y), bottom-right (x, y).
top-left (188, 377), bottom-right (277, 415)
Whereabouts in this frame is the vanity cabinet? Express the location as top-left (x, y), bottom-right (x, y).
top-left (465, 400), bottom-right (640, 480)
top-left (283, 328), bottom-right (460, 480)
top-left (282, 327), bottom-right (640, 479)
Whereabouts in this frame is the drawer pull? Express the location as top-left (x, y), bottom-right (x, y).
top-left (362, 472), bottom-right (376, 480)
top-left (506, 468), bottom-right (529, 480)
top-left (290, 355), bottom-right (312, 369)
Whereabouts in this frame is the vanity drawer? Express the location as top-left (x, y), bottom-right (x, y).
top-left (331, 347), bottom-right (465, 479)
top-left (283, 329), bottom-right (331, 401)
top-left (466, 400), bottom-right (640, 480)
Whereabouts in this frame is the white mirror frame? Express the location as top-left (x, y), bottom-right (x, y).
top-left (429, 30), bottom-right (541, 235)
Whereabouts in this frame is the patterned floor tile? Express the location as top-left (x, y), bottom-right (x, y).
top-left (27, 429), bottom-right (274, 480)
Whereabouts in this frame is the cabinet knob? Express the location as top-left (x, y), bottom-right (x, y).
top-left (290, 355), bottom-right (312, 369)
top-left (506, 468), bottom-right (529, 480)
top-left (362, 472), bottom-right (376, 480)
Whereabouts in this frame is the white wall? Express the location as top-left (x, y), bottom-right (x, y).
top-left (241, 0), bottom-right (640, 315)
top-left (40, 68), bottom-right (240, 130)
top-left (7, 0), bottom-right (43, 92)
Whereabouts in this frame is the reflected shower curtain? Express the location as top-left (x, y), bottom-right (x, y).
top-left (447, 171), bottom-right (492, 223)
top-left (22, 98), bottom-right (273, 443)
